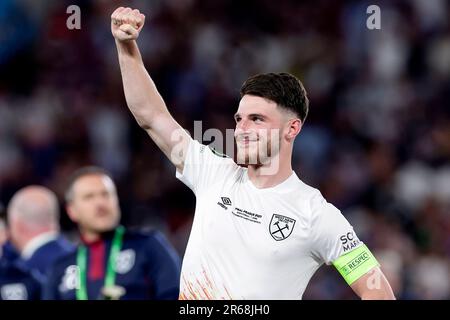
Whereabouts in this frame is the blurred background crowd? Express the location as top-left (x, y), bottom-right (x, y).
top-left (0, 0), bottom-right (449, 299)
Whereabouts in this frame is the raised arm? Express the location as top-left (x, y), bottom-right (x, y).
top-left (111, 7), bottom-right (191, 172)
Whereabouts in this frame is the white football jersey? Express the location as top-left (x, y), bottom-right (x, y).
top-left (176, 139), bottom-right (362, 300)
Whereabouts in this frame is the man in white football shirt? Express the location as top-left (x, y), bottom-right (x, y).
top-left (111, 7), bottom-right (395, 300)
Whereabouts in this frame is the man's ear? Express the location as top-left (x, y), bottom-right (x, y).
top-left (14, 217), bottom-right (27, 234)
top-left (286, 119), bottom-right (302, 141)
top-left (65, 204), bottom-right (78, 223)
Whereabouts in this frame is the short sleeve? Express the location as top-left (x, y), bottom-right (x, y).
top-left (309, 193), bottom-right (363, 265)
top-left (175, 139), bottom-right (240, 195)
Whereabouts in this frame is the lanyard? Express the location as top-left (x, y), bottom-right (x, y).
top-left (76, 226), bottom-right (125, 300)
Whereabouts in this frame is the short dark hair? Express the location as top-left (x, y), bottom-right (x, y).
top-left (240, 72), bottom-right (309, 122)
top-left (64, 166), bottom-right (114, 203)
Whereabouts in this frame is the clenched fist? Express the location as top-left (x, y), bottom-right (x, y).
top-left (111, 7), bottom-right (145, 42)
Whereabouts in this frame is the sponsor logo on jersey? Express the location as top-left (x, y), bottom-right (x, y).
top-left (269, 214), bottom-right (296, 241)
top-left (221, 197), bottom-right (232, 206)
top-left (217, 197), bottom-right (232, 210)
top-left (340, 232), bottom-right (361, 252)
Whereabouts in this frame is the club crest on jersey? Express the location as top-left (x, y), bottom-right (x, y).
top-left (269, 214), bottom-right (296, 241)
top-left (115, 249), bottom-right (136, 274)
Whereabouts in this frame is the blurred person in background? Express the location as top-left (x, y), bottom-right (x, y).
top-left (44, 166), bottom-right (181, 300)
top-left (0, 245), bottom-right (42, 300)
top-left (7, 186), bottom-right (74, 278)
top-left (0, 201), bottom-right (42, 300)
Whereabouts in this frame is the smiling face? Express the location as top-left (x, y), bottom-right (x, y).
top-left (235, 73), bottom-right (309, 168)
top-left (66, 174), bottom-right (120, 234)
top-left (234, 95), bottom-right (298, 166)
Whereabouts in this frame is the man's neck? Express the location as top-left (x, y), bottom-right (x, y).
top-left (80, 229), bottom-right (102, 244)
top-left (247, 152), bottom-right (293, 189)
top-left (80, 227), bottom-right (118, 244)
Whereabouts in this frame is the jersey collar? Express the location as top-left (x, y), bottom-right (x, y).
top-left (244, 170), bottom-right (299, 193)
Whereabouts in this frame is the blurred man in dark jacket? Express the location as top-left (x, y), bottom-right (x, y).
top-left (44, 166), bottom-right (181, 300)
top-left (0, 241), bottom-right (42, 300)
top-left (1, 205), bottom-right (41, 300)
